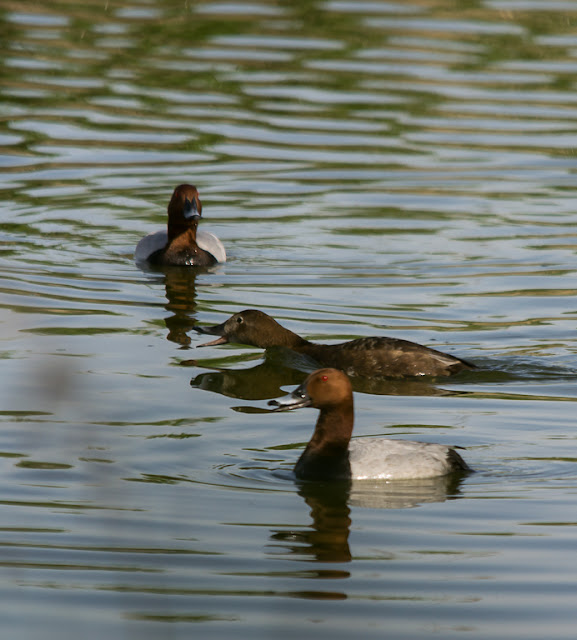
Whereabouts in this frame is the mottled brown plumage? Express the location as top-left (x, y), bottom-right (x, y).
top-left (195, 309), bottom-right (475, 378)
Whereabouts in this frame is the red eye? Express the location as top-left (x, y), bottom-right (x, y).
top-left (321, 375), bottom-right (328, 381)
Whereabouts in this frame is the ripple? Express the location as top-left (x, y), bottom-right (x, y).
top-left (2, 1), bottom-right (577, 637)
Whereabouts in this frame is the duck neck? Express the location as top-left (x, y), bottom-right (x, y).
top-left (264, 325), bottom-right (310, 349)
top-left (167, 223), bottom-right (196, 244)
top-left (295, 403), bottom-right (354, 481)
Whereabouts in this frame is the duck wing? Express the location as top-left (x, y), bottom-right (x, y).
top-left (307, 336), bottom-right (474, 377)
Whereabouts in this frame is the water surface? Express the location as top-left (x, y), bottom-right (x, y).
top-left (1, 1), bottom-right (577, 638)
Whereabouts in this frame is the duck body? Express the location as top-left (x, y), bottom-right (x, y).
top-left (269, 368), bottom-right (470, 482)
top-left (301, 336), bottom-right (471, 378)
top-left (135, 229), bottom-right (226, 266)
top-left (134, 184), bottom-right (226, 266)
top-left (196, 309), bottom-right (475, 378)
top-left (347, 438), bottom-right (469, 481)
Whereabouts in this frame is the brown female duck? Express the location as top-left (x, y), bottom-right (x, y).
top-left (195, 309), bottom-right (475, 378)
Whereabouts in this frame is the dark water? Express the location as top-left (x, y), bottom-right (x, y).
top-left (2, 1), bottom-right (577, 638)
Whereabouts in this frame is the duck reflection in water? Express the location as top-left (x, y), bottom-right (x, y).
top-left (190, 354), bottom-right (462, 402)
top-left (139, 264), bottom-right (220, 347)
top-left (191, 357), bottom-right (306, 401)
top-left (269, 482), bottom-right (353, 567)
top-left (268, 474), bottom-right (467, 572)
top-left (191, 313), bottom-right (469, 400)
top-left (141, 266), bottom-right (203, 347)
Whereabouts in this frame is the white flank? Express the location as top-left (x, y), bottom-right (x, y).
top-left (197, 230), bottom-right (227, 263)
top-left (134, 230), bottom-right (167, 262)
top-left (348, 438), bottom-right (458, 480)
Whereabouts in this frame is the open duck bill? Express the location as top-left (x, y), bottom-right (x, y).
top-left (194, 322), bottom-right (229, 347)
top-left (268, 384), bottom-right (312, 412)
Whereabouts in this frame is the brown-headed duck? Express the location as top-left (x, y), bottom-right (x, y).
top-left (135, 184), bottom-right (226, 266)
top-left (195, 309), bottom-right (475, 378)
top-left (269, 368), bottom-right (470, 481)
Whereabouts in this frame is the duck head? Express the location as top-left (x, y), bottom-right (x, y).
top-left (167, 184), bottom-right (202, 239)
top-left (195, 309), bottom-right (300, 348)
top-left (268, 368), bottom-right (352, 412)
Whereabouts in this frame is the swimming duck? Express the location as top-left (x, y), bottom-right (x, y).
top-left (134, 184), bottom-right (226, 266)
top-left (269, 368), bottom-right (470, 481)
top-left (195, 309), bottom-right (475, 377)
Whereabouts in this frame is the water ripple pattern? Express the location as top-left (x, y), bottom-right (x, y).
top-left (1, 2), bottom-right (577, 639)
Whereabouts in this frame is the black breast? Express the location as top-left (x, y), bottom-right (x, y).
top-left (149, 245), bottom-right (217, 267)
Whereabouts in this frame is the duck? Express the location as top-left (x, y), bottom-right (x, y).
top-left (134, 184), bottom-right (226, 266)
top-left (268, 368), bottom-right (470, 481)
top-left (195, 309), bottom-right (475, 378)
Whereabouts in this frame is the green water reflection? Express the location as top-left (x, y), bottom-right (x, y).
top-left (2, 1), bottom-right (577, 639)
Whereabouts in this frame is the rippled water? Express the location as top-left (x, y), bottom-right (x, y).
top-left (2, 1), bottom-right (577, 638)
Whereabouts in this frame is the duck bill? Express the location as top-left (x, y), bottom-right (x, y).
top-left (183, 198), bottom-right (201, 221)
top-left (268, 384), bottom-right (312, 412)
top-left (196, 335), bottom-right (229, 347)
top-left (194, 321), bottom-right (229, 347)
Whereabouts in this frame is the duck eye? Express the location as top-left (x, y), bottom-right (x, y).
top-left (321, 375), bottom-right (328, 381)
top-left (236, 316), bottom-right (243, 324)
